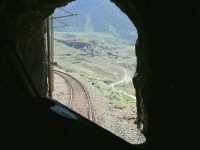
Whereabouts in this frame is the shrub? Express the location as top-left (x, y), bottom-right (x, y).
top-left (112, 100), bottom-right (126, 109)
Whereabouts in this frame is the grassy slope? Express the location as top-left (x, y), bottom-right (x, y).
top-left (54, 32), bottom-right (137, 107)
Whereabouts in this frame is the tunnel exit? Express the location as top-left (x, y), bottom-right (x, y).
top-left (46, 0), bottom-right (145, 144)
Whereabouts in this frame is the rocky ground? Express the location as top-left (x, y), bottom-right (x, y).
top-left (52, 71), bottom-right (145, 144)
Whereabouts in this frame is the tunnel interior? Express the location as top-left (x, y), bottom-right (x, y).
top-left (0, 0), bottom-right (199, 149)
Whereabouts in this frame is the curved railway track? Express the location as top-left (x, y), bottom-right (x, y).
top-left (54, 70), bottom-right (94, 121)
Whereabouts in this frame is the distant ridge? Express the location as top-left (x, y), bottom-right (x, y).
top-left (53, 0), bottom-right (138, 42)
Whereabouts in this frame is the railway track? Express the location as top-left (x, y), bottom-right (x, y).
top-left (54, 70), bottom-right (94, 121)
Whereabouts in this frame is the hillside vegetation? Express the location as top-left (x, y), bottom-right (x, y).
top-left (53, 0), bottom-right (138, 109)
top-left (53, 0), bottom-right (138, 41)
top-left (54, 32), bottom-right (137, 108)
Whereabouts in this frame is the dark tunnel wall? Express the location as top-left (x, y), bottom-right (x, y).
top-left (112, 0), bottom-right (200, 149)
top-left (0, 0), bottom-right (200, 149)
top-left (0, 0), bottom-right (73, 96)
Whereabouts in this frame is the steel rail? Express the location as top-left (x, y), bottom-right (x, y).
top-left (54, 70), bottom-right (94, 121)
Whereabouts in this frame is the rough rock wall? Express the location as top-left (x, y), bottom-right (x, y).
top-left (0, 0), bottom-right (73, 96)
top-left (112, 0), bottom-right (200, 149)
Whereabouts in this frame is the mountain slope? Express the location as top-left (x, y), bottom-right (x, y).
top-left (53, 0), bottom-right (137, 42)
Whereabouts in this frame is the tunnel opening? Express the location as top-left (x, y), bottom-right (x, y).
top-left (48, 0), bottom-right (145, 144)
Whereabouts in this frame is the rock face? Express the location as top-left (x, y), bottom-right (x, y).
top-left (0, 0), bottom-right (199, 150)
top-left (0, 0), bottom-right (73, 96)
top-left (112, 0), bottom-right (199, 149)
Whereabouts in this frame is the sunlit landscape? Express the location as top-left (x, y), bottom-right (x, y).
top-left (52, 0), bottom-right (145, 144)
